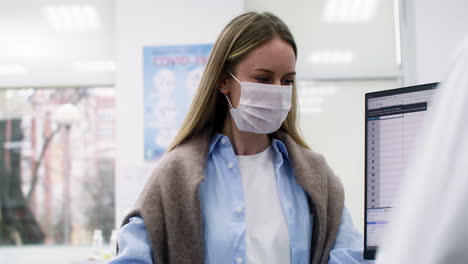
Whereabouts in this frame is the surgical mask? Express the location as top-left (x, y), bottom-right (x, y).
top-left (224, 72), bottom-right (292, 134)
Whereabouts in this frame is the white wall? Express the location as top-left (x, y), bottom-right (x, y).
top-left (401, 0), bottom-right (468, 85)
top-left (114, 0), bottom-right (244, 226)
top-left (246, 0), bottom-right (399, 80)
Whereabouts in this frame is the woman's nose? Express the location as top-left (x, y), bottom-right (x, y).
top-left (273, 79), bottom-right (282, 85)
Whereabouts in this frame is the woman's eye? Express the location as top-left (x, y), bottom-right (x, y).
top-left (256, 77), bottom-right (270, 83)
top-left (283, 79), bottom-right (294, 85)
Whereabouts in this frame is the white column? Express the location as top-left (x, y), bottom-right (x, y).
top-left (400, 0), bottom-right (468, 85)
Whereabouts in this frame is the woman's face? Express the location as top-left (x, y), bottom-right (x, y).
top-left (220, 37), bottom-right (296, 108)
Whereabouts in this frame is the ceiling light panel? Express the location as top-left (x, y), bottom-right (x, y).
top-left (322, 0), bottom-right (379, 23)
top-left (42, 5), bottom-right (101, 31)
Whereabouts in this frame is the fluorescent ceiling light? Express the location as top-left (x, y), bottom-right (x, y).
top-left (0, 64), bottom-right (28, 75)
top-left (308, 86), bottom-right (337, 96)
top-left (322, 0), bottom-right (379, 23)
top-left (42, 5), bottom-right (101, 30)
top-left (73, 60), bottom-right (115, 73)
top-left (308, 50), bottom-right (354, 65)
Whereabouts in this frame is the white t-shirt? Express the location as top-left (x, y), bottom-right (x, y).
top-left (237, 146), bottom-right (291, 264)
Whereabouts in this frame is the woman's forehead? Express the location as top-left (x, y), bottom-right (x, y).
top-left (236, 38), bottom-right (296, 74)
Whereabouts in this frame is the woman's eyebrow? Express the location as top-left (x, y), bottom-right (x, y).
top-left (253, 68), bottom-right (296, 76)
top-left (253, 68), bottom-right (274, 74)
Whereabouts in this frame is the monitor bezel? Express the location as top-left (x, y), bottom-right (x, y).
top-left (364, 82), bottom-right (439, 260)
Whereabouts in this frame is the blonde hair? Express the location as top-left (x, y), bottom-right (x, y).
top-left (167, 12), bottom-right (309, 151)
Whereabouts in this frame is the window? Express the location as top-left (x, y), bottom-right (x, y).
top-left (0, 87), bottom-right (115, 248)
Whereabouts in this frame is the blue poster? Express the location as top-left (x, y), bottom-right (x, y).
top-left (143, 44), bottom-right (213, 160)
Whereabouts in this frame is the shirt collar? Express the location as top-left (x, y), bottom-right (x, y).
top-left (208, 132), bottom-right (225, 155)
top-left (209, 132), bottom-right (290, 161)
top-left (272, 138), bottom-right (290, 160)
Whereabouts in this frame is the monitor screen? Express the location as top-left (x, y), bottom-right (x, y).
top-left (364, 83), bottom-right (439, 259)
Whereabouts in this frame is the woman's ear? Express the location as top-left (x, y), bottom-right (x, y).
top-left (218, 72), bottom-right (230, 94)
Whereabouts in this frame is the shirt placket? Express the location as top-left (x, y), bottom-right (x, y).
top-left (219, 137), bottom-right (247, 264)
top-left (272, 141), bottom-right (299, 264)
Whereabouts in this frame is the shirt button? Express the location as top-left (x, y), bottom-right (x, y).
top-left (236, 257), bottom-right (243, 264)
top-left (236, 206), bottom-right (243, 213)
top-left (227, 162), bottom-right (234, 169)
top-left (221, 138), bottom-right (227, 144)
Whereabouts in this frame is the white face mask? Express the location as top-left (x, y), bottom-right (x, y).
top-left (224, 72), bottom-right (292, 134)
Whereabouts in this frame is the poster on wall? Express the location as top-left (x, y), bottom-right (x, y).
top-left (143, 44), bottom-right (212, 161)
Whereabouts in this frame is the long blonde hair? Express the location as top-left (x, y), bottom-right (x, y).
top-left (167, 12), bottom-right (309, 151)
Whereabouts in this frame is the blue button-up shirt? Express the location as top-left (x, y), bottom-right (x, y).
top-left (110, 133), bottom-right (373, 264)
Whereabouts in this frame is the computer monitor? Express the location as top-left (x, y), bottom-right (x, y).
top-left (364, 83), bottom-right (439, 259)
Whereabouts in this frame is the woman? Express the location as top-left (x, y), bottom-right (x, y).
top-left (111, 12), bottom-right (369, 264)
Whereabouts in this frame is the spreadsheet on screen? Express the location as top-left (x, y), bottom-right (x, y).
top-left (364, 84), bottom-right (438, 257)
